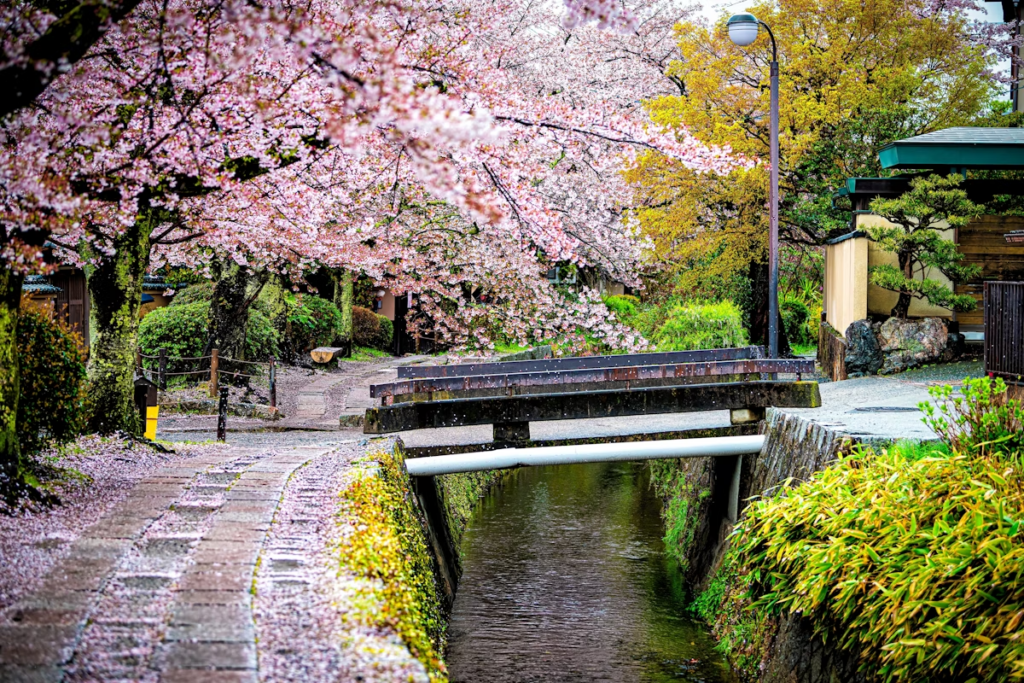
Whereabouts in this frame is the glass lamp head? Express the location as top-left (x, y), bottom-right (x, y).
top-left (727, 14), bottom-right (760, 47)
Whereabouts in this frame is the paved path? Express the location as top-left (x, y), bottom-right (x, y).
top-left (0, 443), bottom-right (350, 682)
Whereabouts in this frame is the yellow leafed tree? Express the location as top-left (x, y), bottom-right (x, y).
top-left (626, 0), bottom-right (1001, 328)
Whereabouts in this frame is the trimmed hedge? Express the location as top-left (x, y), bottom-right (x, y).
top-left (352, 306), bottom-right (380, 347)
top-left (168, 281), bottom-right (213, 306)
top-left (17, 301), bottom-right (87, 454)
top-left (138, 302), bottom-right (279, 369)
top-left (286, 294), bottom-right (342, 351)
top-left (376, 314), bottom-right (394, 351)
top-left (653, 300), bottom-right (748, 351)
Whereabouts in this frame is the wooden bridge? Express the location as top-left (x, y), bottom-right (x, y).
top-left (364, 346), bottom-right (819, 444)
top-left (363, 346), bottom-right (820, 604)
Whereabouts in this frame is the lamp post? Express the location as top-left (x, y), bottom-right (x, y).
top-left (727, 13), bottom-right (779, 358)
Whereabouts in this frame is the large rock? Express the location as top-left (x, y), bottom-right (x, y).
top-left (844, 319), bottom-right (883, 376)
top-left (942, 332), bottom-right (966, 363)
top-left (877, 317), bottom-right (948, 374)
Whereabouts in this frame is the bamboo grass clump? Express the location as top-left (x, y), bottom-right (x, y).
top-left (734, 377), bottom-right (1024, 682)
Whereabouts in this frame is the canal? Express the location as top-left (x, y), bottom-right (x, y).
top-left (446, 461), bottom-right (736, 683)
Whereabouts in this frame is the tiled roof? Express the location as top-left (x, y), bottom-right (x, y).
top-left (879, 127), bottom-right (1024, 170)
top-left (22, 275), bottom-right (61, 294)
top-left (890, 127), bottom-right (1024, 146)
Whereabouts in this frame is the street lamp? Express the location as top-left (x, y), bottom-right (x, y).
top-left (727, 13), bottom-right (780, 358)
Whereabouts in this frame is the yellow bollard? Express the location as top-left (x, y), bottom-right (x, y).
top-left (134, 375), bottom-right (159, 441)
top-left (145, 404), bottom-right (159, 440)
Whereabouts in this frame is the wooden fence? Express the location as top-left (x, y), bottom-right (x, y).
top-left (135, 348), bottom-right (278, 440)
top-left (985, 282), bottom-right (1024, 384)
top-left (817, 321), bottom-right (847, 382)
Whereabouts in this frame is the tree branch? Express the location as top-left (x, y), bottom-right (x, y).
top-left (1, 1), bottom-right (145, 120)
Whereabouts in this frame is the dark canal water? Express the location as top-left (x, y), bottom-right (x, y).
top-left (446, 462), bottom-right (736, 683)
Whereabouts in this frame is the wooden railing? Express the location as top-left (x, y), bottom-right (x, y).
top-left (136, 348), bottom-right (278, 440)
top-left (366, 347), bottom-right (819, 440)
top-left (985, 282), bottom-right (1024, 384)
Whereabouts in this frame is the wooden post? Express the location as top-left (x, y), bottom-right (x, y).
top-left (158, 348), bottom-right (167, 390)
top-left (209, 348), bottom-right (220, 399)
top-left (269, 356), bottom-right (277, 410)
top-left (217, 385), bottom-right (228, 442)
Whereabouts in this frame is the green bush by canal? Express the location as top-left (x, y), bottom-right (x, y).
top-left (688, 377), bottom-right (1024, 682)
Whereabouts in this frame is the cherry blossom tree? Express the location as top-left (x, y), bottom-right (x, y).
top-left (0, 0), bottom-right (736, 500)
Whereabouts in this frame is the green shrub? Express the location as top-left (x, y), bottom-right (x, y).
top-left (922, 377), bottom-right (1024, 458)
top-left (603, 294), bottom-right (638, 319)
top-left (653, 300), bottom-right (748, 351)
top-left (138, 302), bottom-right (208, 371)
top-left (286, 295), bottom-right (341, 351)
top-left (781, 297), bottom-right (811, 346)
top-left (138, 302), bottom-right (279, 369)
top-left (168, 281), bottom-right (213, 306)
top-left (241, 309), bottom-right (279, 361)
top-left (376, 315), bottom-right (394, 351)
top-left (734, 377), bottom-right (1024, 683)
top-left (17, 301), bottom-right (87, 454)
top-left (352, 306), bottom-right (381, 346)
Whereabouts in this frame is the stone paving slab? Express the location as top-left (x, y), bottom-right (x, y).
top-left (1, 435), bottom-right (376, 681)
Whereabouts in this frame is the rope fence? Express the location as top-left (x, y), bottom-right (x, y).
top-left (135, 346), bottom-right (279, 441)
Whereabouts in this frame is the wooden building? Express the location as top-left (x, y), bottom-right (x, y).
top-left (825, 128), bottom-right (1024, 339)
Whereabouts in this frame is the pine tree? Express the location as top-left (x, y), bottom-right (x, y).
top-left (866, 175), bottom-right (983, 319)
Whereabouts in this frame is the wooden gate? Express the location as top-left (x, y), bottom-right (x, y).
top-left (985, 281), bottom-right (1024, 383)
top-left (51, 269), bottom-right (89, 346)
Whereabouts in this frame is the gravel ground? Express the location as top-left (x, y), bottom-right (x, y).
top-left (0, 436), bottom-right (228, 612)
top-left (878, 359), bottom-right (985, 385)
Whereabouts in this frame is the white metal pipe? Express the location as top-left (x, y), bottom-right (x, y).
top-left (404, 435), bottom-right (765, 477)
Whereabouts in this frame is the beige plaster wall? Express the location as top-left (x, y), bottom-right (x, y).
top-left (380, 292), bottom-right (396, 321)
top-left (856, 214), bottom-right (954, 320)
top-left (824, 235), bottom-right (867, 336)
top-left (139, 293), bottom-right (174, 318)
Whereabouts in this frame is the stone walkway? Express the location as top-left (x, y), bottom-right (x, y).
top-left (157, 355), bottom-right (434, 438)
top-left (0, 443), bottom-right (347, 682)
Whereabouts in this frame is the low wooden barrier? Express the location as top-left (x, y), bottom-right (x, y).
top-left (817, 322), bottom-right (847, 382)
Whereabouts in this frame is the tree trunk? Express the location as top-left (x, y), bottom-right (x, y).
top-left (0, 264), bottom-right (27, 503)
top-left (333, 269), bottom-right (353, 357)
top-left (206, 264), bottom-right (262, 361)
top-left (83, 220), bottom-right (152, 434)
top-left (891, 251), bottom-right (913, 319)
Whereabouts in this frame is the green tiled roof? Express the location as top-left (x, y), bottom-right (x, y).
top-left (22, 275), bottom-right (61, 294)
top-left (879, 127), bottom-right (1024, 170)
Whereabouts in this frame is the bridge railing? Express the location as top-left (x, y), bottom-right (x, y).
top-left (365, 347), bottom-right (819, 442)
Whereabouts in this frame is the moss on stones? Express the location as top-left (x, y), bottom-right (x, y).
top-left (336, 445), bottom-right (448, 681)
top-left (438, 469), bottom-right (512, 550)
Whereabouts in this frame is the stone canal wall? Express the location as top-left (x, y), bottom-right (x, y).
top-left (336, 439), bottom-right (509, 683)
top-left (650, 409), bottom-right (876, 683)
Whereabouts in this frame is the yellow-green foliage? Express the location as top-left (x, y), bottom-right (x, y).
top-left (17, 300), bottom-right (87, 455)
top-left (602, 294), bottom-right (638, 320)
top-left (654, 300), bottom-right (748, 351)
top-left (733, 377), bottom-right (1024, 682)
top-left (336, 447), bottom-right (447, 681)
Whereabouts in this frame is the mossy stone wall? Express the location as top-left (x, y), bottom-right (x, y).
top-left (650, 410), bottom-right (868, 682)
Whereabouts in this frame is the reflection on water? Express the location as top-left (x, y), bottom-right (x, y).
top-left (446, 462), bottom-right (736, 683)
